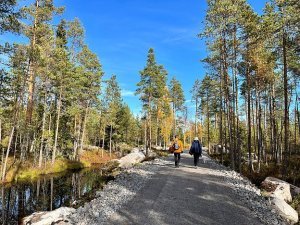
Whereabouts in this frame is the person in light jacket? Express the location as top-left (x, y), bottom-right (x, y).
top-left (170, 135), bottom-right (183, 168)
top-left (189, 137), bottom-right (202, 168)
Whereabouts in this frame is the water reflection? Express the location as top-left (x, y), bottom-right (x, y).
top-left (0, 167), bottom-right (111, 225)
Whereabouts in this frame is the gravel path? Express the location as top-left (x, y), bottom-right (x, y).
top-left (68, 151), bottom-right (288, 225)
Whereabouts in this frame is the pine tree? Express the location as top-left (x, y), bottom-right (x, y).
top-left (199, 75), bottom-right (218, 153)
top-left (262, 0), bottom-right (300, 176)
top-left (191, 79), bottom-right (201, 137)
top-left (169, 77), bottom-right (185, 135)
top-left (0, 0), bottom-right (20, 34)
top-left (136, 48), bottom-right (168, 155)
top-left (51, 19), bottom-right (72, 164)
top-left (67, 18), bottom-right (84, 61)
top-left (21, 0), bottom-right (64, 124)
top-left (104, 75), bottom-right (122, 157)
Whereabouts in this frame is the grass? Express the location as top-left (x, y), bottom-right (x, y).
top-left (14, 159), bottom-right (84, 181)
top-left (209, 152), bottom-right (300, 187)
top-left (291, 194), bottom-right (300, 211)
top-left (154, 150), bottom-right (169, 157)
top-left (1, 149), bottom-right (117, 184)
top-left (241, 163), bottom-right (281, 186)
top-left (80, 149), bottom-right (115, 167)
top-left (291, 194), bottom-right (300, 225)
top-left (209, 153), bottom-right (231, 167)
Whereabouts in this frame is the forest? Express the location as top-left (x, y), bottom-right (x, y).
top-left (194, 0), bottom-right (300, 186)
top-left (0, 0), bottom-right (136, 182)
top-left (0, 0), bottom-right (189, 183)
top-left (1, 0), bottom-right (300, 224)
top-left (0, 0), bottom-right (300, 189)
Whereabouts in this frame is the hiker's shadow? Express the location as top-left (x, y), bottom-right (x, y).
top-left (155, 153), bottom-right (220, 170)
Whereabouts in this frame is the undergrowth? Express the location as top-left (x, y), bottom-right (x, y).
top-left (1, 149), bottom-right (116, 184)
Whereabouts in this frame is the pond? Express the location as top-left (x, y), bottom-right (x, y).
top-left (0, 167), bottom-right (113, 225)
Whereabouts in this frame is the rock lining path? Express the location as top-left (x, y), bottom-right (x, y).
top-left (105, 152), bottom-right (283, 225)
top-left (69, 150), bottom-right (287, 225)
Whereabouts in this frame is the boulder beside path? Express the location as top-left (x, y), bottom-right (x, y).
top-left (22, 207), bottom-right (75, 225)
top-left (271, 197), bottom-right (299, 225)
top-left (262, 177), bottom-right (293, 202)
top-left (262, 176), bottom-right (299, 224)
top-left (117, 151), bottom-right (146, 169)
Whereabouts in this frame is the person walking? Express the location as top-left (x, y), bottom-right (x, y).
top-left (170, 135), bottom-right (183, 168)
top-left (189, 137), bottom-right (202, 168)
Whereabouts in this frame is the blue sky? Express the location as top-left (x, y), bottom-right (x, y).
top-left (2, 0), bottom-right (267, 117)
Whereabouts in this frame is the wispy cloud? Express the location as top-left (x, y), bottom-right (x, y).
top-left (121, 89), bottom-right (135, 97)
top-left (162, 27), bottom-right (199, 44)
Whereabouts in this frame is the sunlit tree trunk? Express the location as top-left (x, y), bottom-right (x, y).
top-left (219, 66), bottom-right (224, 164)
top-left (39, 95), bottom-right (47, 168)
top-left (246, 61), bottom-right (252, 173)
top-left (73, 116), bottom-right (78, 160)
top-left (206, 92), bottom-right (210, 154)
top-left (52, 87), bottom-right (62, 164)
top-left (195, 98), bottom-right (198, 137)
top-left (283, 32), bottom-right (289, 176)
top-left (2, 127), bottom-right (15, 181)
top-left (26, 0), bottom-right (39, 124)
top-left (109, 123), bottom-right (112, 157)
top-left (80, 105), bottom-right (89, 154)
top-left (148, 97), bottom-right (152, 153)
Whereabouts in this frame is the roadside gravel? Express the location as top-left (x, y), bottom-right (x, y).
top-left (207, 158), bottom-right (288, 225)
top-left (68, 159), bottom-right (164, 225)
top-left (68, 152), bottom-right (288, 225)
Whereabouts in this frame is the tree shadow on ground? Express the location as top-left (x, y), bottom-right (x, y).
top-left (101, 153), bottom-right (265, 225)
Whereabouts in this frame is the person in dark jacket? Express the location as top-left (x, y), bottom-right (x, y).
top-left (189, 137), bottom-right (202, 168)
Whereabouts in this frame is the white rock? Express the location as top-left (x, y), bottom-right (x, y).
top-left (264, 177), bottom-right (292, 202)
top-left (118, 152), bottom-right (146, 168)
top-left (271, 197), bottom-right (299, 224)
top-left (153, 146), bottom-right (163, 150)
top-left (131, 148), bottom-right (140, 153)
top-left (147, 151), bottom-right (157, 158)
top-left (22, 207), bottom-right (75, 225)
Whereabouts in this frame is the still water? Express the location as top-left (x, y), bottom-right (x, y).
top-left (0, 167), bottom-right (113, 225)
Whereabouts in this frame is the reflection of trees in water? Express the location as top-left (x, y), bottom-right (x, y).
top-left (0, 168), bottom-right (108, 225)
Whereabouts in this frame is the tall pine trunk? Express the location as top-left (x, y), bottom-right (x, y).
top-left (38, 95), bottom-right (47, 168)
top-left (2, 127), bottom-right (15, 181)
top-left (109, 124), bottom-right (113, 157)
top-left (219, 62), bottom-right (224, 164)
top-left (52, 87), bottom-right (62, 164)
top-left (102, 125), bottom-right (105, 149)
top-left (80, 105), bottom-right (89, 154)
top-left (246, 61), bottom-right (252, 173)
top-left (148, 96), bottom-right (152, 153)
top-left (195, 98), bottom-right (198, 137)
top-left (26, 0), bottom-right (39, 125)
top-left (144, 120), bottom-right (147, 153)
top-left (283, 33), bottom-right (289, 176)
top-left (207, 92), bottom-right (210, 154)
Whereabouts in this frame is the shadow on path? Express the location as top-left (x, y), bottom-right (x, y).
top-left (105, 152), bottom-right (263, 225)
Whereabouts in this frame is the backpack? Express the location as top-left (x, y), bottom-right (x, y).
top-left (191, 141), bottom-right (202, 154)
top-left (173, 141), bottom-right (180, 150)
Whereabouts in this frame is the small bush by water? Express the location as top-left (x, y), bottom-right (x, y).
top-left (1, 149), bottom-right (117, 184)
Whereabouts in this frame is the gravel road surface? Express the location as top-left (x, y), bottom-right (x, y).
top-left (70, 150), bottom-right (287, 225)
top-left (105, 152), bottom-right (269, 225)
